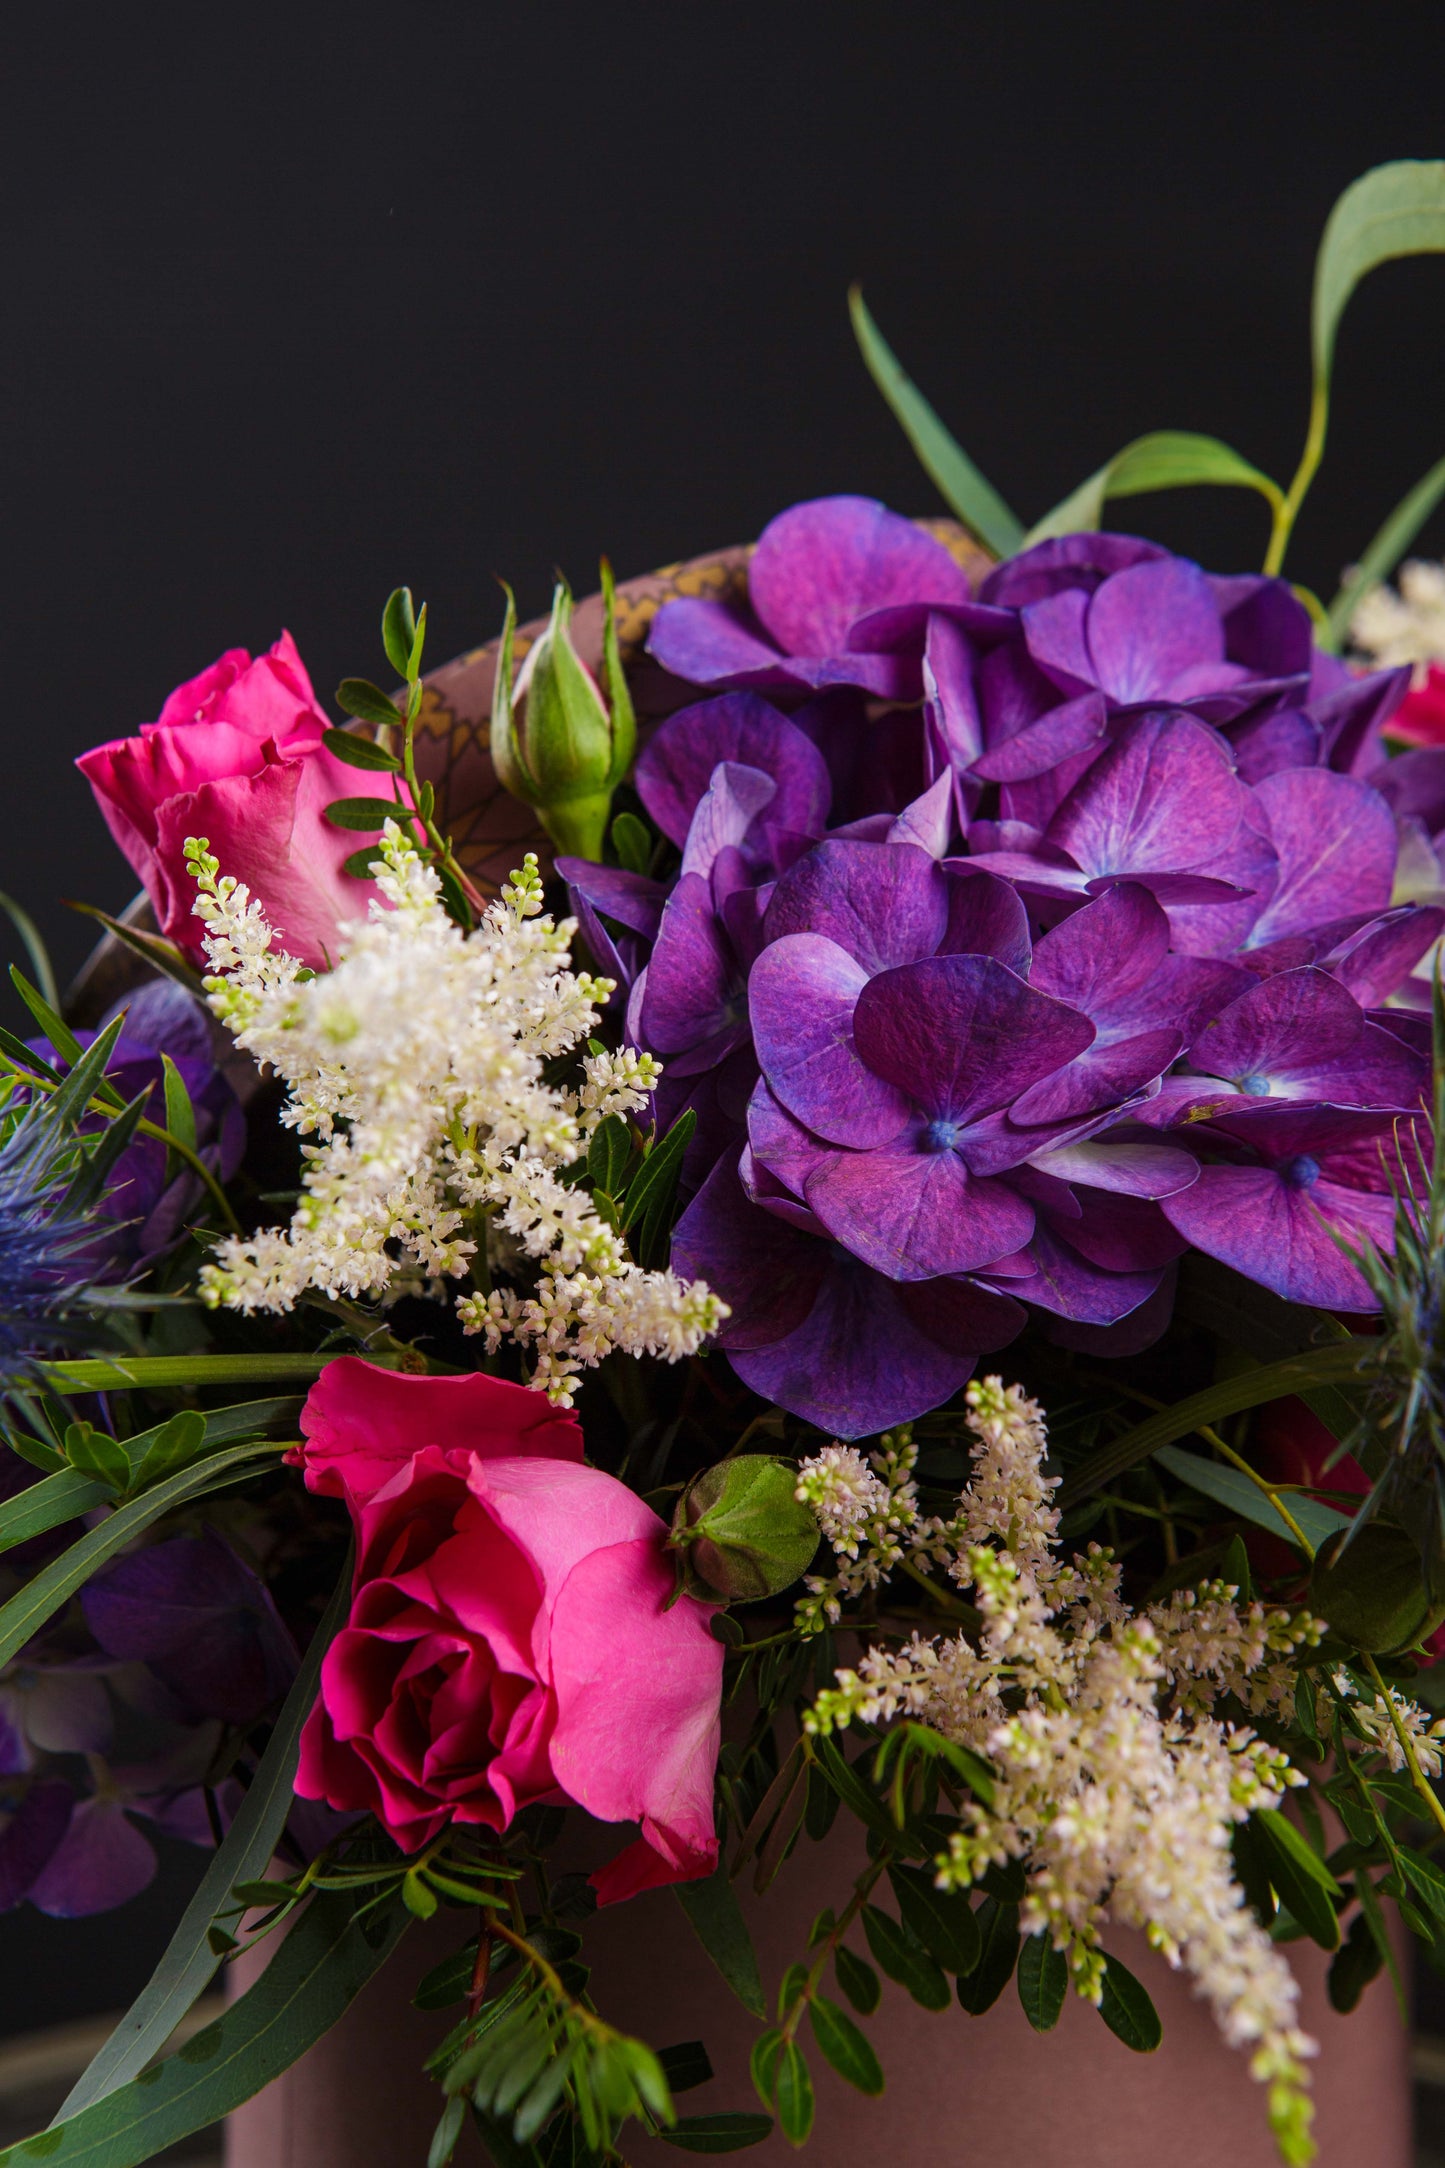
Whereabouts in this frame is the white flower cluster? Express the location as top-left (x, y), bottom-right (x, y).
top-left (793, 1432), bottom-right (957, 1628)
top-left (1344, 1684), bottom-right (1445, 1778)
top-left (801, 1379), bottom-right (1321, 2162)
top-left (1350, 556), bottom-right (1445, 678)
top-left (185, 826), bottom-right (726, 1403)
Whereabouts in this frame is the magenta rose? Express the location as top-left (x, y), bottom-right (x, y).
top-left (292, 1360), bottom-right (724, 1904)
top-left (77, 632), bottom-right (376, 970)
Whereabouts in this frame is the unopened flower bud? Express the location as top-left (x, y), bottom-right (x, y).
top-left (490, 560), bottom-right (637, 862)
top-left (669, 1455), bottom-right (819, 1604)
top-left (1311, 1522), bottom-right (1445, 1654)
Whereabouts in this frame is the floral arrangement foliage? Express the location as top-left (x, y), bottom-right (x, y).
top-left (5, 159), bottom-right (1445, 2168)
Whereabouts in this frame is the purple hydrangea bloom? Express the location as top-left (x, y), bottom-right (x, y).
top-left (626, 504), bottom-right (1438, 1427)
top-left (83, 1528), bottom-right (298, 1726)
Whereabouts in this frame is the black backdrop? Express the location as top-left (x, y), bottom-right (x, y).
top-left (3, 0), bottom-right (1445, 2031)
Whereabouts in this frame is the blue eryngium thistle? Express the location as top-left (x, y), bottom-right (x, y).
top-left (1329, 967), bottom-right (1445, 1599)
top-left (0, 1100), bottom-right (96, 1390)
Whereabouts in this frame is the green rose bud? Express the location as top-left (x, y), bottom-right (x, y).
top-left (489, 560), bottom-right (637, 862)
top-left (1310, 1521), bottom-right (1445, 1654)
top-left (669, 1456), bottom-right (820, 1604)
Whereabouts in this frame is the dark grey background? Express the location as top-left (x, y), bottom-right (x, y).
top-left (3, 0), bottom-right (1445, 2037)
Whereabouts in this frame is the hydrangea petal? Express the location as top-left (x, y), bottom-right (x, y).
top-left (805, 1140), bottom-right (1035, 1280)
top-left (671, 1151), bottom-right (825, 1350)
top-left (750, 933), bottom-right (912, 1147)
top-left (853, 955), bottom-right (1095, 1124)
top-left (636, 694), bottom-right (831, 848)
top-left (1244, 769), bottom-right (1397, 949)
top-left (1047, 711), bottom-right (1243, 884)
top-left (1085, 559), bottom-right (1224, 703)
top-left (763, 841), bottom-right (950, 975)
top-left (1160, 1162), bottom-right (1394, 1309)
top-left (679, 762), bottom-right (777, 880)
top-left (748, 496), bottom-right (970, 658)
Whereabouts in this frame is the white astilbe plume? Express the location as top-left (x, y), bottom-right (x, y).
top-left (185, 825), bottom-right (726, 1402)
top-left (1350, 556), bottom-right (1445, 678)
top-left (801, 1378), bottom-right (1322, 2165)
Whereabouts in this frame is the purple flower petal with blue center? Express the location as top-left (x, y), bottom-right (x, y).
top-left (27, 1795), bottom-right (156, 1918)
top-left (1159, 1106), bottom-right (1404, 1309)
top-left (1012, 883), bottom-right (1248, 1123)
top-left (649, 498), bottom-right (970, 700)
top-left (1184, 966), bottom-right (1427, 1111)
top-left (1241, 769), bottom-right (1397, 949)
top-left (969, 712), bottom-right (1250, 908)
top-left (672, 1153), bottom-right (1023, 1437)
top-left (763, 839), bottom-right (952, 974)
top-left (749, 934), bottom-right (912, 1148)
top-left (803, 1131), bottom-right (1038, 1281)
top-left (0, 1782), bottom-right (71, 1910)
top-left (635, 693), bottom-right (831, 850)
top-left (638, 873), bottom-right (750, 1075)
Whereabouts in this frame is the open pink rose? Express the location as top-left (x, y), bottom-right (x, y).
top-left (293, 1360), bottom-right (724, 1903)
top-left (1387, 661), bottom-right (1445, 749)
top-left (77, 632), bottom-right (376, 970)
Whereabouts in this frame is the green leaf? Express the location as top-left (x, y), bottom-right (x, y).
top-left (427, 2093), bottom-right (466, 2168)
top-left (621, 1110), bottom-right (697, 1269)
top-left (773, 2039), bottom-right (814, 2148)
top-left (323, 726), bottom-right (403, 773)
top-left (587, 1115), bottom-right (633, 1198)
top-left (1314, 162), bottom-right (1445, 399)
top-left (832, 1943), bottom-right (880, 2017)
top-left (41, 1353), bottom-right (342, 1394)
top-left (322, 795), bottom-right (407, 833)
top-left (610, 812), bottom-right (652, 876)
top-left (10, 964), bottom-right (84, 1066)
top-left (658, 2112), bottom-right (775, 2153)
top-left (1327, 449), bottom-right (1445, 647)
top-left (1015, 1934), bottom-right (1069, 2032)
top-left (809, 1737), bottom-right (896, 1844)
top-left (0, 1466), bottom-right (108, 1555)
top-left (1097, 1954), bottom-right (1162, 2052)
top-left (1253, 1808), bottom-right (1343, 1951)
top-left (60, 902), bottom-right (204, 999)
top-left (848, 285), bottom-right (1024, 557)
top-left (656, 2043), bottom-right (713, 2096)
top-left (860, 1904), bottom-right (950, 2010)
top-left (1055, 1341), bottom-right (1370, 1506)
top-left (887, 1864), bottom-right (981, 1977)
top-left (0, 1439), bottom-right (280, 1669)
top-left (748, 2027), bottom-right (783, 2113)
top-left (0, 891), bottom-right (59, 1012)
top-left (128, 1410), bottom-right (208, 1494)
top-left (54, 1555), bottom-right (354, 2117)
top-left (1221, 1532), bottom-right (1254, 1605)
top-left (955, 1896), bottom-right (1020, 2015)
top-left (5, 1892), bottom-right (405, 2166)
top-left (63, 1423), bottom-right (129, 1492)
top-left (1153, 1444), bottom-right (1352, 1554)
top-left (808, 1994), bottom-right (883, 2096)
top-left (1026, 431), bottom-right (1283, 546)
top-left (382, 589), bottom-right (417, 680)
top-left (1398, 1845), bottom-right (1445, 1927)
top-left (1328, 1911), bottom-right (1385, 2015)
top-left (342, 846), bottom-right (386, 879)
top-left (159, 1054), bottom-right (197, 1183)
top-left (336, 677), bottom-right (405, 731)
top-left (673, 1870), bottom-right (766, 2018)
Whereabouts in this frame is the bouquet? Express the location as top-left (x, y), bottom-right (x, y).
top-left (5, 158), bottom-right (1445, 2168)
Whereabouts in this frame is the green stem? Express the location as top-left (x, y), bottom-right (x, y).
top-left (782, 1854), bottom-right (891, 2043)
top-left (1201, 1425), bottom-right (1316, 1560)
top-left (1264, 381), bottom-right (1328, 577)
top-left (1361, 1651), bottom-right (1445, 1842)
top-left (39, 1351), bottom-right (425, 1394)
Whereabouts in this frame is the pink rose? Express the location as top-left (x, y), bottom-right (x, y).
top-left (77, 632), bottom-right (376, 970)
top-left (1387, 661), bottom-right (1445, 749)
top-left (293, 1360), bottom-right (724, 1903)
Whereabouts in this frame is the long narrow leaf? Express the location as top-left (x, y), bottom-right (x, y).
top-left (849, 286), bottom-right (1024, 556)
top-left (57, 1553), bottom-right (354, 2116)
top-left (40, 1353), bottom-right (361, 1395)
top-left (0, 1466), bottom-right (109, 1556)
top-left (1153, 1445), bottom-right (1351, 1554)
top-left (1327, 449), bottom-right (1445, 645)
top-left (0, 892), bottom-right (59, 1012)
top-left (0, 1893), bottom-right (406, 2167)
top-left (0, 1440), bottom-right (283, 1668)
top-left (1025, 431), bottom-right (1283, 546)
top-left (1055, 1342), bottom-right (1369, 1506)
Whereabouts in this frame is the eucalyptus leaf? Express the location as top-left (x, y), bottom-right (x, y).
top-left (57, 1556), bottom-right (354, 2116)
top-left (0, 1466), bottom-right (108, 1556)
top-left (1152, 1444), bottom-right (1351, 1554)
top-left (2, 1893), bottom-right (406, 2167)
top-left (848, 286), bottom-right (1024, 557)
top-left (1026, 431), bottom-right (1283, 546)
